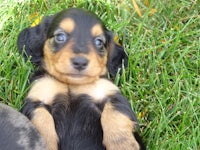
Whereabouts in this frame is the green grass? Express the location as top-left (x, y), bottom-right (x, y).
top-left (0, 0), bottom-right (199, 149)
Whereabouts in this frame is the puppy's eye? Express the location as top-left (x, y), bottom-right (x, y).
top-left (94, 37), bottom-right (104, 50)
top-left (54, 32), bottom-right (67, 43)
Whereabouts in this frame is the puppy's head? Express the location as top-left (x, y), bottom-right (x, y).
top-left (17, 8), bottom-right (128, 85)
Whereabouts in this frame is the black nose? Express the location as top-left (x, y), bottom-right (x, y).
top-left (71, 56), bottom-right (88, 71)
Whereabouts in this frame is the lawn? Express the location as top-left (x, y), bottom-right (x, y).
top-left (0, 0), bottom-right (199, 149)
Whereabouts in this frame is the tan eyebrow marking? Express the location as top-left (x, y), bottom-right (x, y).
top-left (91, 24), bottom-right (103, 36)
top-left (60, 18), bottom-right (75, 33)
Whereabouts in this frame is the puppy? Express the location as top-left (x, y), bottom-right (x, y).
top-left (18, 8), bottom-right (146, 150)
top-left (0, 103), bottom-right (46, 150)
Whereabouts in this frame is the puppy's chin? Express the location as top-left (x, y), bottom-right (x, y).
top-left (65, 75), bottom-right (99, 85)
top-left (49, 72), bottom-right (100, 85)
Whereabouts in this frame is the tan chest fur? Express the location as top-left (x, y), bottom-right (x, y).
top-left (27, 75), bottom-right (119, 104)
top-left (27, 76), bottom-right (68, 105)
top-left (69, 78), bottom-right (119, 102)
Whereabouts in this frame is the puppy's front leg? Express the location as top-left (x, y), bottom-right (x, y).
top-left (22, 76), bottom-right (68, 150)
top-left (22, 101), bottom-right (58, 150)
top-left (101, 93), bottom-right (145, 150)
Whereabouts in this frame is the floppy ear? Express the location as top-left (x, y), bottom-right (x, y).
top-left (106, 31), bottom-right (128, 77)
top-left (17, 16), bottom-right (54, 65)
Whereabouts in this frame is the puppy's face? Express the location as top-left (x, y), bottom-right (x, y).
top-left (17, 8), bottom-right (128, 83)
top-left (44, 9), bottom-right (111, 84)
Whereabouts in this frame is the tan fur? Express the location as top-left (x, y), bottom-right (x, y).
top-left (32, 107), bottom-right (58, 150)
top-left (43, 40), bottom-right (108, 85)
top-left (101, 102), bottom-right (140, 150)
top-left (91, 24), bottom-right (103, 36)
top-left (60, 18), bottom-right (75, 33)
top-left (27, 76), bottom-right (68, 104)
top-left (69, 78), bottom-right (119, 102)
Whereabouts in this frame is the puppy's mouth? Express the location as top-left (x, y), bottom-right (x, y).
top-left (66, 73), bottom-right (97, 84)
top-left (67, 73), bottom-right (87, 78)
top-left (48, 68), bottom-right (100, 84)
top-left (55, 68), bottom-right (90, 78)
top-left (63, 71), bottom-right (93, 79)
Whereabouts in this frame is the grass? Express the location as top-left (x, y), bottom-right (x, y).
top-left (0, 0), bottom-right (199, 149)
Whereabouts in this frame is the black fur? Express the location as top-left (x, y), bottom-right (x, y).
top-left (52, 94), bottom-right (105, 150)
top-left (107, 43), bottom-right (128, 77)
top-left (22, 99), bottom-right (51, 119)
top-left (17, 16), bottom-right (54, 65)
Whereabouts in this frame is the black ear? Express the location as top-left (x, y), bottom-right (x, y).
top-left (106, 31), bottom-right (128, 77)
top-left (17, 16), bottom-right (54, 65)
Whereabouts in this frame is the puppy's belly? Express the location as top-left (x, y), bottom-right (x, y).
top-left (52, 94), bottom-right (105, 150)
top-left (69, 78), bottom-right (119, 102)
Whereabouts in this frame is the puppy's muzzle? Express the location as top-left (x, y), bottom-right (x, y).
top-left (71, 56), bottom-right (89, 71)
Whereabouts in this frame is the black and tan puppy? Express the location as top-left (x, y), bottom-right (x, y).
top-left (18, 8), bottom-right (146, 150)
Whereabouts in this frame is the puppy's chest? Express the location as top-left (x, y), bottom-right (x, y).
top-left (28, 76), bottom-right (119, 105)
top-left (51, 78), bottom-right (120, 117)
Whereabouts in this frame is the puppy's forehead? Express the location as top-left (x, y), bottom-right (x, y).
top-left (58, 9), bottom-right (104, 35)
